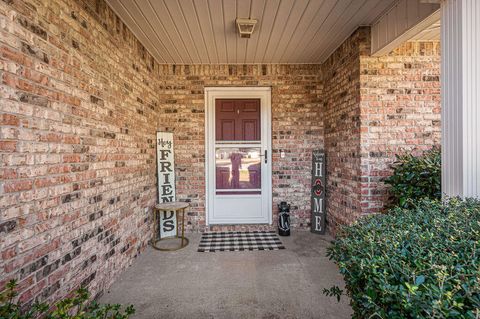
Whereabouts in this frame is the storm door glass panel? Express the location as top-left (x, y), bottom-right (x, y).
top-left (215, 98), bottom-right (262, 196)
top-left (215, 147), bottom-right (261, 194)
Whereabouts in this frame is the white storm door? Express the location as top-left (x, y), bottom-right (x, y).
top-left (206, 88), bottom-right (272, 225)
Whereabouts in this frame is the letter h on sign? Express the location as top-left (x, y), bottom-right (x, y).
top-left (156, 132), bottom-right (177, 238)
top-left (311, 150), bottom-right (326, 234)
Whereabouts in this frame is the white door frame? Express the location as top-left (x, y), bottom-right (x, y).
top-left (205, 87), bottom-right (272, 225)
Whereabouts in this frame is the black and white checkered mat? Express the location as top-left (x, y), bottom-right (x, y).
top-left (198, 231), bottom-right (285, 252)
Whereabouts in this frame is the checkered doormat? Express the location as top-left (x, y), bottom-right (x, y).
top-left (198, 231), bottom-right (285, 252)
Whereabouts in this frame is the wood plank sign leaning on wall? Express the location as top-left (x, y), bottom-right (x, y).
top-left (156, 132), bottom-right (177, 238)
top-left (311, 150), bottom-right (326, 234)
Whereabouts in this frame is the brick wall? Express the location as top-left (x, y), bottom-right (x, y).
top-left (0, 0), bottom-right (323, 304)
top-left (359, 36), bottom-right (441, 215)
top-left (322, 27), bottom-right (441, 233)
top-left (0, 0), bottom-right (440, 307)
top-left (0, 0), bottom-right (161, 304)
top-left (156, 65), bottom-right (323, 232)
top-left (321, 29), bottom-right (364, 231)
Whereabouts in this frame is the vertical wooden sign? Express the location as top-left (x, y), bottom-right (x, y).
top-left (311, 149), bottom-right (326, 234)
top-left (156, 132), bottom-right (177, 238)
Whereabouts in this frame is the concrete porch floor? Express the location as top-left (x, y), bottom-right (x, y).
top-left (99, 231), bottom-right (352, 319)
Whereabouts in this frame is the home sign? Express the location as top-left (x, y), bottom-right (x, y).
top-left (311, 149), bottom-right (326, 234)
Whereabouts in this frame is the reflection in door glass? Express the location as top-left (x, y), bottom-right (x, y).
top-left (215, 147), bottom-right (261, 194)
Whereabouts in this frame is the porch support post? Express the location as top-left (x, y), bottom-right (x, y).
top-left (441, 0), bottom-right (480, 198)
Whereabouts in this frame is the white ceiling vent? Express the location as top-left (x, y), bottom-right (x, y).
top-left (236, 18), bottom-right (257, 38)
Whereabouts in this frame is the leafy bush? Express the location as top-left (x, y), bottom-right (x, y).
top-left (385, 147), bottom-right (441, 208)
top-left (0, 280), bottom-right (134, 319)
top-left (327, 198), bottom-right (480, 318)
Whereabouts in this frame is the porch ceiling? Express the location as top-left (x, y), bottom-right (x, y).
top-left (105, 0), bottom-right (397, 64)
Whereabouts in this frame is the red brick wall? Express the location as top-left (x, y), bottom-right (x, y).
top-left (0, 0), bottom-right (160, 304)
top-left (0, 0), bottom-right (440, 306)
top-left (0, 0), bottom-right (323, 304)
top-left (322, 27), bottom-right (441, 233)
top-left (359, 36), bottom-right (441, 214)
top-left (156, 65), bottom-right (323, 232)
top-left (321, 29), bottom-right (364, 232)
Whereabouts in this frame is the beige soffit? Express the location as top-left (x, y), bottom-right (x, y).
top-left (105, 0), bottom-right (398, 64)
top-left (371, 0), bottom-right (440, 56)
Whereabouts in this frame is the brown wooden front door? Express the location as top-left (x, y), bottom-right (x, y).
top-left (215, 99), bottom-right (261, 141)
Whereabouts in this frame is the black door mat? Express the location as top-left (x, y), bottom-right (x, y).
top-left (198, 231), bottom-right (285, 252)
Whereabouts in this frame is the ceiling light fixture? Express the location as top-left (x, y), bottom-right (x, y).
top-left (236, 18), bottom-right (257, 38)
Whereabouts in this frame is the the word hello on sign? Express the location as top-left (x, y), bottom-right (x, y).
top-left (156, 132), bottom-right (177, 238)
top-left (311, 149), bottom-right (326, 234)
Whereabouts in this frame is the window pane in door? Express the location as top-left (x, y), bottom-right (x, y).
top-left (215, 99), bottom-right (260, 141)
top-left (215, 147), bottom-right (261, 193)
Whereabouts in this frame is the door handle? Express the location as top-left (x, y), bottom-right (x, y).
top-left (260, 150), bottom-right (267, 164)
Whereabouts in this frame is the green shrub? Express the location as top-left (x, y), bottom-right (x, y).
top-left (0, 280), bottom-right (134, 319)
top-left (385, 147), bottom-right (441, 208)
top-left (326, 198), bottom-right (480, 318)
